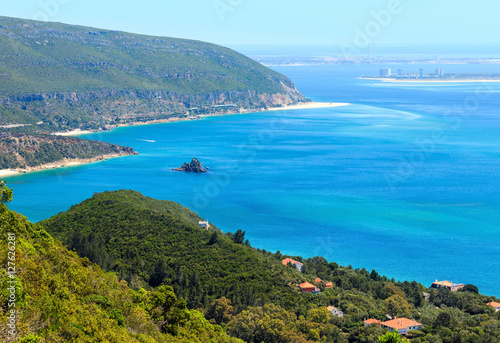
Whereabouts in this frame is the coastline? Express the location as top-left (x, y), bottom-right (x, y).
top-left (55, 101), bottom-right (351, 136)
top-left (2, 102), bottom-right (348, 178)
top-left (361, 77), bottom-right (500, 83)
top-left (266, 102), bottom-right (350, 111)
top-left (0, 152), bottom-right (135, 178)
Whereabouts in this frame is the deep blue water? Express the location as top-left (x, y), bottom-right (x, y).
top-left (5, 64), bottom-right (500, 295)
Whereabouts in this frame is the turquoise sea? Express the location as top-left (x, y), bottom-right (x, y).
top-left (5, 63), bottom-right (500, 295)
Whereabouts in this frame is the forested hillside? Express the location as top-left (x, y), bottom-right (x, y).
top-left (0, 181), bottom-right (242, 342)
top-left (40, 190), bottom-right (500, 343)
top-left (0, 16), bottom-right (305, 134)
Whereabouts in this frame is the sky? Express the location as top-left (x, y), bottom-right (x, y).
top-left (0, 0), bottom-right (499, 47)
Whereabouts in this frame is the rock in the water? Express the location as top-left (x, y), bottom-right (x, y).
top-left (174, 158), bottom-right (207, 173)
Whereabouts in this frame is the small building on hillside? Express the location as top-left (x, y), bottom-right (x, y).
top-left (327, 306), bottom-right (344, 318)
top-left (314, 278), bottom-right (334, 288)
top-left (431, 280), bottom-right (464, 292)
top-left (282, 258), bottom-right (304, 272)
top-left (299, 282), bottom-right (320, 294)
top-left (198, 221), bottom-right (210, 229)
top-left (364, 318), bottom-right (382, 326)
top-left (380, 318), bottom-right (422, 335)
top-left (487, 302), bottom-right (500, 312)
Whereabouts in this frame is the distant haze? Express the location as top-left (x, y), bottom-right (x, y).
top-left (0, 0), bottom-right (498, 46)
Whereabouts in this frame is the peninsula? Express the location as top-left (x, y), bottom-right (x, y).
top-left (0, 15), bottom-right (308, 174)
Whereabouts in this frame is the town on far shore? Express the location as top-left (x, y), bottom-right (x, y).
top-left (361, 68), bottom-right (500, 81)
top-left (282, 257), bottom-right (500, 337)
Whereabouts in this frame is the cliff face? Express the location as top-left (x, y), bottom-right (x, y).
top-left (0, 16), bottom-right (306, 132)
top-left (0, 132), bottom-right (136, 170)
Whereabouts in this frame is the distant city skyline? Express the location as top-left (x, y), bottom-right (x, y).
top-left (0, 0), bottom-right (498, 47)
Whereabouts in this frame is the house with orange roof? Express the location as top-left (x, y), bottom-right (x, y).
top-left (380, 318), bottom-right (422, 335)
top-left (327, 306), bottom-right (344, 318)
top-left (299, 282), bottom-right (320, 294)
top-left (431, 280), bottom-right (464, 292)
top-left (314, 277), bottom-right (334, 288)
top-left (487, 302), bottom-right (500, 312)
top-left (282, 258), bottom-right (303, 272)
top-left (364, 318), bottom-right (382, 326)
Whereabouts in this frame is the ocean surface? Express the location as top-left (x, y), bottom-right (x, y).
top-left (6, 63), bottom-right (500, 295)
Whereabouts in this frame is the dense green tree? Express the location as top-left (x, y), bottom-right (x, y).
top-left (378, 331), bottom-right (407, 342)
top-left (206, 297), bottom-right (234, 325)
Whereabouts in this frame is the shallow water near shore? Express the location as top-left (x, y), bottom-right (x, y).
top-left (6, 63), bottom-right (500, 295)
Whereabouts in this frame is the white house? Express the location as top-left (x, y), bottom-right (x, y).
top-left (381, 318), bottom-right (423, 335)
top-left (327, 306), bottom-right (344, 318)
top-left (198, 221), bottom-right (210, 229)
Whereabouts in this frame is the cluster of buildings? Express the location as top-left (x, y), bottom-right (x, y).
top-left (279, 259), bottom-right (500, 337)
top-left (379, 68), bottom-right (444, 79)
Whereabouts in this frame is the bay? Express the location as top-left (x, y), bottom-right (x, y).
top-left (6, 63), bottom-right (500, 295)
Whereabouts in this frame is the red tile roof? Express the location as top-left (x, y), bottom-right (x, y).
top-left (314, 278), bottom-right (322, 283)
top-left (324, 281), bottom-right (333, 288)
top-left (282, 258), bottom-right (301, 266)
top-left (299, 282), bottom-right (316, 289)
top-left (487, 302), bottom-right (500, 307)
top-left (381, 318), bottom-right (422, 330)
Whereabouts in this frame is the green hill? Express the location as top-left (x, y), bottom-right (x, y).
top-left (40, 189), bottom-right (500, 343)
top-left (0, 16), bottom-right (305, 133)
top-left (0, 182), bottom-right (242, 342)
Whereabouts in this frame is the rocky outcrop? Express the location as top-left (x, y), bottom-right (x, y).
top-left (174, 158), bottom-right (207, 173)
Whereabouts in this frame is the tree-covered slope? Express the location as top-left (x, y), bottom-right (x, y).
top-left (0, 182), bottom-right (242, 342)
top-left (40, 189), bottom-right (300, 313)
top-left (40, 190), bottom-right (500, 343)
top-left (0, 132), bottom-right (136, 170)
top-left (0, 16), bottom-right (305, 132)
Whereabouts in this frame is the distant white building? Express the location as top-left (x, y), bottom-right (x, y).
top-left (380, 68), bottom-right (391, 77)
top-left (327, 306), bottom-right (344, 318)
top-left (198, 221), bottom-right (210, 229)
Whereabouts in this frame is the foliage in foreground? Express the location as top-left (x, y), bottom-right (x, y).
top-left (0, 184), bottom-right (241, 342)
top-left (39, 189), bottom-right (500, 342)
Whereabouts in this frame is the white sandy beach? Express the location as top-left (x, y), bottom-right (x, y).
top-left (267, 102), bottom-right (350, 111)
top-left (0, 154), bottom-right (131, 178)
top-left (52, 129), bottom-right (96, 136)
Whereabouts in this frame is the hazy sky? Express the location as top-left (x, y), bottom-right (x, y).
top-left (0, 0), bottom-right (499, 46)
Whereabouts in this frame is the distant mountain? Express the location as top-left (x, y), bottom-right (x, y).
top-left (0, 16), bottom-right (305, 133)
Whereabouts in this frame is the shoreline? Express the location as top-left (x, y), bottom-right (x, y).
top-left (0, 152), bottom-right (134, 178)
top-left (2, 102), bottom-right (349, 178)
top-left (54, 101), bottom-right (351, 136)
top-left (361, 77), bottom-right (500, 83)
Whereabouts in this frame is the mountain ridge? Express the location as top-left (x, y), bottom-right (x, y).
top-left (0, 15), bottom-right (305, 133)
